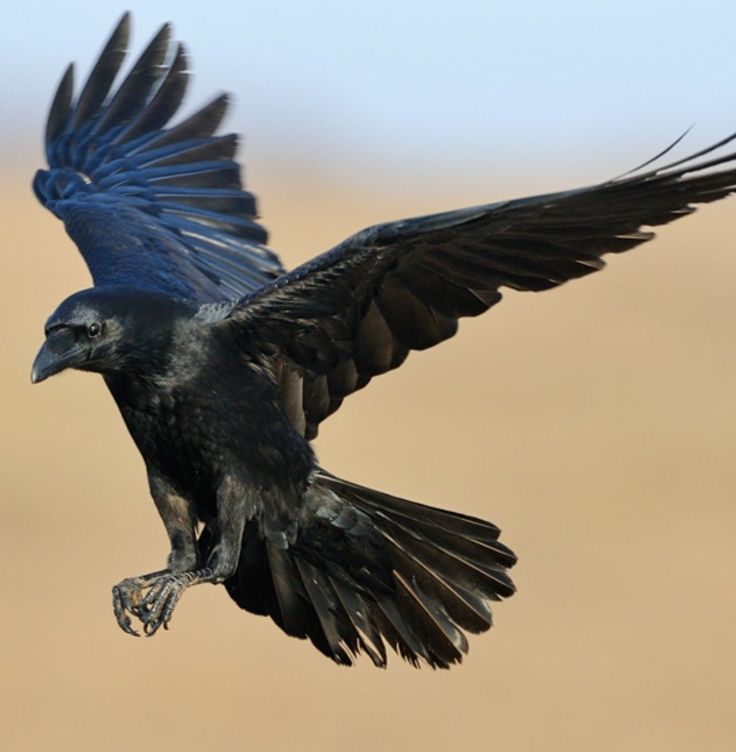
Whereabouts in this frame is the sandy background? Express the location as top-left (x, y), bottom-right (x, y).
top-left (0, 156), bottom-right (734, 752)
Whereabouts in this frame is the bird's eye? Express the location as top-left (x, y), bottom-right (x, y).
top-left (87, 322), bottom-right (102, 338)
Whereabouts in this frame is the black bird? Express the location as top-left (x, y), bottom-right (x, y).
top-left (32, 13), bottom-right (735, 668)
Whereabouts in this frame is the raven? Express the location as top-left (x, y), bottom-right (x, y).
top-left (32, 13), bottom-right (735, 668)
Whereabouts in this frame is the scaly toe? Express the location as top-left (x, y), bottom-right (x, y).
top-left (141, 574), bottom-right (185, 636)
top-left (112, 581), bottom-right (143, 637)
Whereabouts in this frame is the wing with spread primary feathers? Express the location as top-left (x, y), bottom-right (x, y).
top-left (33, 12), bottom-right (283, 302)
top-left (227, 135), bottom-right (736, 439)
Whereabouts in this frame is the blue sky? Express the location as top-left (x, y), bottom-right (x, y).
top-left (6, 1), bottom-right (736, 186)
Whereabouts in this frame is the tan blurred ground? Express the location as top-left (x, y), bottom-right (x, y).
top-left (1, 163), bottom-right (735, 752)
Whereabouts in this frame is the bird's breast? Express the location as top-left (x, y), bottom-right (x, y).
top-left (106, 359), bottom-right (314, 501)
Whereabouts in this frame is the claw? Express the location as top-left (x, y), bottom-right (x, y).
top-left (112, 568), bottom-right (215, 637)
top-left (139, 573), bottom-right (187, 636)
top-left (112, 580), bottom-right (142, 636)
top-left (111, 570), bottom-right (167, 637)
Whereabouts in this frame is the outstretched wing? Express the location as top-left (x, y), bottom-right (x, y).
top-left (33, 12), bottom-right (283, 302)
top-left (227, 135), bottom-right (736, 439)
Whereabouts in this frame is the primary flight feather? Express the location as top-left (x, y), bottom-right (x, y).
top-left (32, 12), bottom-right (735, 667)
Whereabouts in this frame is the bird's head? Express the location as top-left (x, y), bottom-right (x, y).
top-left (31, 286), bottom-right (195, 383)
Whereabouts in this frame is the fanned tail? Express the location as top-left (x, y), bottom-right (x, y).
top-left (218, 471), bottom-right (516, 668)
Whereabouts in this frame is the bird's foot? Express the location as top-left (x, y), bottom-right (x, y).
top-left (112, 571), bottom-right (167, 636)
top-left (112, 568), bottom-right (216, 637)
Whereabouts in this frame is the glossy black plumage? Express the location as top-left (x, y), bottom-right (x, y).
top-left (34, 13), bottom-right (282, 301)
top-left (32, 14), bottom-right (736, 667)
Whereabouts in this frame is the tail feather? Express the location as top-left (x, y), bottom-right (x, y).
top-left (334, 477), bottom-right (506, 544)
top-left (393, 570), bottom-right (468, 661)
top-left (343, 480), bottom-right (517, 568)
top-left (219, 531), bottom-right (337, 661)
top-left (377, 526), bottom-right (493, 633)
top-left (366, 507), bottom-right (515, 598)
top-left (218, 473), bottom-right (517, 668)
top-left (293, 558), bottom-right (358, 665)
top-left (328, 575), bottom-right (387, 667)
top-left (265, 542), bottom-right (310, 638)
top-left (267, 543), bottom-right (352, 663)
top-left (370, 593), bottom-right (436, 666)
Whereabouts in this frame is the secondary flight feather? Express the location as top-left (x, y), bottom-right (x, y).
top-left (31, 13), bottom-right (735, 667)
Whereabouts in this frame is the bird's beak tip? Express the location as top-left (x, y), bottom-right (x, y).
top-left (31, 340), bottom-right (58, 384)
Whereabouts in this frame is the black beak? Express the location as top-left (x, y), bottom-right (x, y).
top-left (31, 329), bottom-right (86, 384)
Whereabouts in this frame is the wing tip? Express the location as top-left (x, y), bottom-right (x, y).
top-left (111, 9), bottom-right (132, 53)
top-left (45, 62), bottom-right (75, 145)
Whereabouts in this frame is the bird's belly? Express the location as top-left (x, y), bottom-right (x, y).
top-left (114, 379), bottom-right (314, 524)
top-left (127, 402), bottom-right (222, 504)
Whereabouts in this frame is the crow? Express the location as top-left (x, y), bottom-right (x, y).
top-left (31, 13), bottom-right (735, 668)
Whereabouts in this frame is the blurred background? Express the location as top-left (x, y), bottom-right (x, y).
top-left (2, 1), bottom-right (735, 750)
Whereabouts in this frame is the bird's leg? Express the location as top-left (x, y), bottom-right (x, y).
top-left (111, 473), bottom-right (201, 636)
top-left (149, 473), bottom-right (200, 574)
top-left (137, 477), bottom-right (250, 636)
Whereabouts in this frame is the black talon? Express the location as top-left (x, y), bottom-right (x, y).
top-left (111, 570), bottom-right (170, 636)
top-left (112, 584), bottom-right (140, 636)
top-left (115, 568), bottom-right (218, 636)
